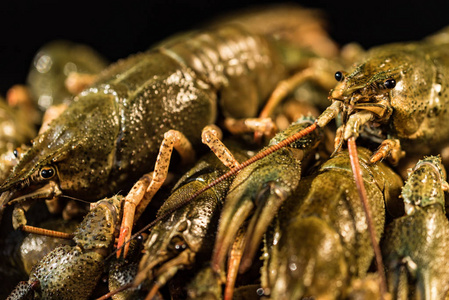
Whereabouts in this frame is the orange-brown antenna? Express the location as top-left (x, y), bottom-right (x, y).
top-left (20, 225), bottom-right (73, 239)
top-left (347, 137), bottom-right (387, 299)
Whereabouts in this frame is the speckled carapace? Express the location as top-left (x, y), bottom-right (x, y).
top-left (0, 24), bottom-right (291, 223)
top-left (317, 28), bottom-right (449, 164)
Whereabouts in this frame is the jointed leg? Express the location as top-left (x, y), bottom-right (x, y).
top-left (202, 125), bottom-right (240, 169)
top-left (117, 130), bottom-right (195, 258)
top-left (370, 139), bottom-right (404, 165)
top-left (224, 118), bottom-right (277, 141)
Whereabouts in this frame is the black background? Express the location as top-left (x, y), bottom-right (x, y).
top-left (1, 0), bottom-right (448, 96)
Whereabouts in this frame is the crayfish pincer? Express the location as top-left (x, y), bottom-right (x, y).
top-left (211, 117), bottom-right (325, 278)
top-left (7, 196), bottom-right (122, 300)
top-left (382, 156), bottom-right (449, 299)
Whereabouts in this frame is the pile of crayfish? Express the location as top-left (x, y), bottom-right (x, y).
top-left (2, 3), bottom-right (449, 300)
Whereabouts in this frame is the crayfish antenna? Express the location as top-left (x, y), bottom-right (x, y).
top-left (347, 137), bottom-right (387, 299)
top-left (19, 225), bottom-right (73, 239)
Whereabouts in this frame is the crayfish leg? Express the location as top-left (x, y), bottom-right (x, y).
top-left (117, 174), bottom-right (151, 258)
top-left (255, 62), bottom-right (336, 142)
top-left (259, 60), bottom-right (337, 120)
top-left (117, 129), bottom-right (195, 258)
top-left (12, 203), bottom-right (31, 230)
top-left (224, 225), bottom-right (246, 300)
top-left (332, 125), bottom-right (344, 155)
top-left (201, 125), bottom-right (240, 169)
top-left (143, 130), bottom-right (195, 204)
top-left (142, 261), bottom-right (183, 300)
top-left (370, 138), bottom-right (404, 165)
top-left (224, 118), bottom-right (277, 141)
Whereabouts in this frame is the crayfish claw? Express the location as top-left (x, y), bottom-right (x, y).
top-left (6, 280), bottom-right (39, 299)
top-left (239, 184), bottom-right (288, 273)
top-left (382, 156), bottom-right (449, 298)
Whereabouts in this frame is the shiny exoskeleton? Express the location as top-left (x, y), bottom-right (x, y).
top-left (133, 141), bottom-right (251, 298)
top-left (211, 117), bottom-right (325, 278)
top-left (7, 196), bottom-right (122, 300)
top-left (261, 148), bottom-right (403, 299)
top-left (317, 29), bottom-right (449, 164)
top-left (382, 156), bottom-right (449, 300)
top-left (0, 214), bottom-right (78, 299)
top-left (108, 238), bottom-right (146, 300)
top-left (0, 20), bottom-right (311, 226)
top-left (103, 118), bottom-right (326, 299)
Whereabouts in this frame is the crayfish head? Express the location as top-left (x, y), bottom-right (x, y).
top-left (332, 60), bottom-right (399, 108)
top-left (0, 141), bottom-right (64, 222)
top-left (0, 168), bottom-right (62, 205)
top-left (0, 90), bottom-right (119, 215)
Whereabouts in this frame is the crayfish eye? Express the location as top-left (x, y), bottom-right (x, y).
top-left (40, 166), bottom-right (56, 179)
top-left (384, 78), bottom-right (396, 89)
top-left (334, 71), bottom-right (344, 82)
